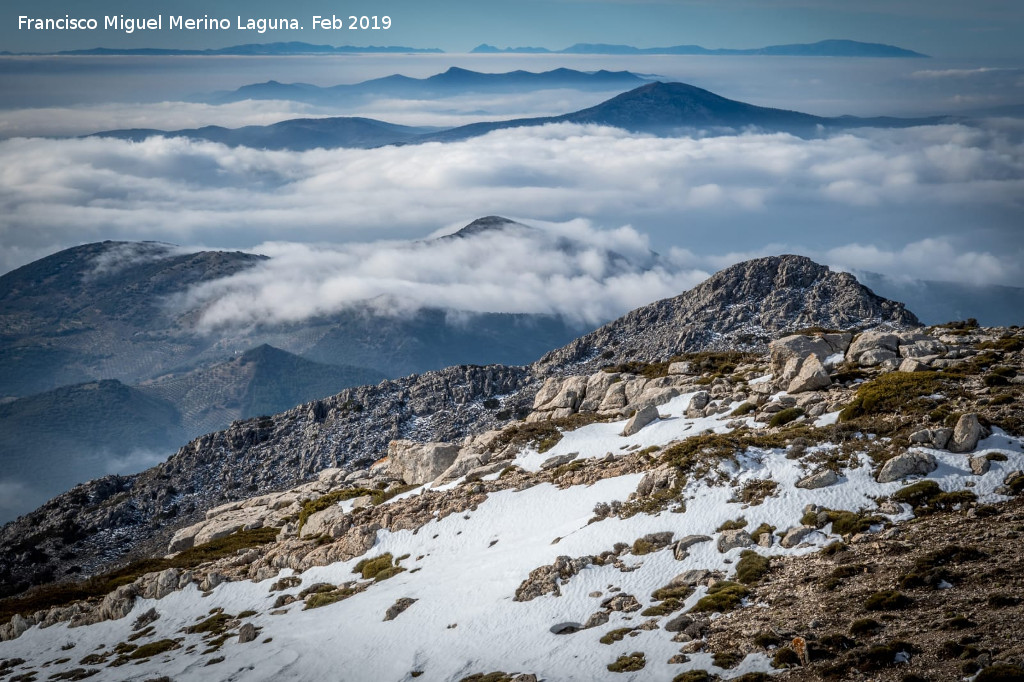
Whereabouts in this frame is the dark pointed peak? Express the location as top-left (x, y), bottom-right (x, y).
top-left (445, 216), bottom-right (532, 239)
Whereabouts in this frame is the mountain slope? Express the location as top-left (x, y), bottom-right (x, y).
top-left (0, 255), bottom-right (918, 594)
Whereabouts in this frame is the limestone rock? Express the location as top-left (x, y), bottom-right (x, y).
top-left (579, 372), bottom-right (619, 412)
top-left (948, 413), bottom-right (987, 453)
top-left (769, 335), bottom-right (833, 378)
top-left (670, 569), bottom-right (711, 587)
top-left (787, 355), bottom-right (832, 394)
top-left (384, 597), bottom-right (417, 621)
top-left (858, 349), bottom-right (899, 367)
top-left (387, 440), bottom-right (460, 485)
top-left (970, 456), bottom-right (991, 476)
top-left (238, 623), bottom-right (257, 643)
top-left (621, 405), bottom-right (660, 436)
top-left (301, 505), bottom-right (350, 539)
top-left (877, 451), bottom-right (938, 483)
top-left (673, 535), bottom-right (712, 560)
top-left (780, 526), bottom-right (817, 548)
top-left (685, 392), bottom-right (710, 418)
top-left (716, 529), bottom-right (754, 553)
top-left (796, 468), bottom-right (839, 490)
top-left (540, 453), bottom-right (578, 470)
top-left (848, 331), bottom-right (899, 363)
top-left (633, 386), bottom-right (680, 410)
top-left (668, 361), bottom-right (695, 375)
top-left (899, 358), bottom-right (929, 373)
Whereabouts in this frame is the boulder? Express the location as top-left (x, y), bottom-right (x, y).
top-left (769, 335), bottom-right (833, 379)
top-left (579, 372), bottom-right (619, 412)
top-left (301, 505), bottom-right (350, 539)
top-left (716, 529), bottom-right (754, 553)
top-left (670, 569), bottom-right (711, 587)
top-left (787, 355), bottom-right (832, 393)
top-left (796, 469), bottom-right (839, 490)
top-left (877, 451), bottom-right (938, 483)
top-left (780, 526), bottom-right (817, 548)
top-left (949, 413), bottom-right (987, 453)
top-left (685, 391), bottom-right (710, 418)
top-left (969, 455), bottom-right (991, 476)
top-left (387, 440), bottom-right (460, 485)
top-left (317, 468), bottom-right (347, 487)
top-left (464, 461), bottom-right (507, 481)
top-left (168, 520), bottom-right (206, 553)
top-left (548, 376), bottom-right (589, 411)
top-left (238, 623), bottom-right (257, 643)
top-left (97, 584), bottom-right (138, 621)
top-left (900, 338), bottom-right (947, 359)
top-left (540, 453), bottom-right (578, 470)
top-left (383, 597), bottom-right (417, 621)
top-left (532, 378), bottom-right (563, 409)
top-left (598, 382), bottom-right (629, 413)
top-left (433, 451), bottom-right (489, 485)
top-left (633, 386), bottom-right (680, 410)
top-left (621, 405), bottom-right (660, 436)
top-left (673, 535), bottom-right (711, 561)
top-left (898, 358), bottom-right (929, 373)
top-left (668, 362), bottom-right (695, 375)
top-left (858, 349), bottom-right (899, 367)
top-left (930, 428), bottom-right (953, 450)
top-left (848, 331), bottom-right (899, 362)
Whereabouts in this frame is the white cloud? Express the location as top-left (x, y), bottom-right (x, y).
top-left (0, 121), bottom-right (1021, 287)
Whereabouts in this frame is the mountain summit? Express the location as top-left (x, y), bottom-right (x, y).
top-left (539, 255), bottom-right (921, 372)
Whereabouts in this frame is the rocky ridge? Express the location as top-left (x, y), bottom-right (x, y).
top-left (0, 256), bottom-right (920, 600)
top-left (0, 320), bottom-right (1021, 682)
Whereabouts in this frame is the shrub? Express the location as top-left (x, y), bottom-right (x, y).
top-left (129, 639), bottom-right (180, 660)
top-left (353, 553), bottom-right (401, 581)
top-left (770, 408), bottom-right (804, 427)
top-left (737, 480), bottom-right (778, 506)
top-left (672, 672), bottom-right (712, 682)
top-left (641, 598), bottom-right (683, 617)
top-left (599, 628), bottom-right (634, 645)
top-left (893, 482), bottom-right (977, 515)
top-left (607, 652), bottom-right (645, 673)
top-left (975, 664), bottom-right (1024, 681)
top-left (899, 545), bottom-right (986, 589)
top-left (488, 413), bottom-right (601, 454)
top-left (850, 618), bottom-right (882, 636)
top-left (304, 586), bottom-right (357, 610)
top-left (863, 590), bottom-right (913, 611)
top-left (731, 402), bottom-right (755, 417)
top-left (987, 593), bottom-right (1021, 608)
top-left (735, 551), bottom-right (770, 585)
top-left (839, 372), bottom-right (949, 421)
top-left (713, 650), bottom-right (743, 669)
top-left (977, 337), bottom-right (1024, 352)
top-left (690, 581), bottom-right (749, 613)
top-left (717, 517), bottom-right (747, 532)
top-left (989, 394), bottom-right (1015, 406)
top-left (651, 585), bottom-right (692, 601)
top-left (754, 631), bottom-right (782, 648)
top-left (772, 647), bottom-right (801, 668)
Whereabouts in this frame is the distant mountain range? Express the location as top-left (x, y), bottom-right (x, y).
top-left (49, 41), bottom-right (442, 56)
top-left (96, 79), bottom-right (949, 149)
top-left (5, 39), bottom-right (927, 57)
top-left (472, 39), bottom-right (929, 58)
top-left (209, 67), bottom-right (652, 105)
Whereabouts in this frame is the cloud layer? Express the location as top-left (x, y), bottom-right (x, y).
top-left (1, 121), bottom-right (1022, 296)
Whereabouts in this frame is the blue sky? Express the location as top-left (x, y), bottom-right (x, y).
top-left (2, 0), bottom-right (1023, 58)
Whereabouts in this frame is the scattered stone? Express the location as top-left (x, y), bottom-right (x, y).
top-left (238, 623), bottom-right (257, 643)
top-left (673, 535), bottom-right (712, 561)
top-left (796, 468), bottom-right (839, 490)
top-left (949, 413), bottom-right (987, 453)
top-left (387, 441), bottom-right (460, 485)
top-left (384, 598), bottom-right (417, 621)
top-left (717, 529), bottom-right (754, 553)
top-left (601, 593), bottom-right (641, 613)
top-left (787, 354), bottom-right (832, 394)
top-left (877, 451), bottom-right (938, 483)
top-left (970, 456), bottom-right (991, 476)
top-left (780, 526), bottom-right (817, 548)
top-left (621, 404), bottom-right (660, 436)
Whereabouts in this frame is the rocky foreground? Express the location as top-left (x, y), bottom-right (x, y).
top-left (1, 320), bottom-right (1022, 681)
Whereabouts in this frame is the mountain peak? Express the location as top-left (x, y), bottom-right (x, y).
top-left (446, 216), bottom-right (529, 239)
top-left (538, 254), bottom-right (920, 371)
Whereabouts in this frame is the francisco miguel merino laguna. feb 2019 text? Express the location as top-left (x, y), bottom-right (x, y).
top-left (17, 14), bottom-right (391, 34)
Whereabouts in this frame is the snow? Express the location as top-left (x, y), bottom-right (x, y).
top-left (3, 408), bottom-right (1023, 682)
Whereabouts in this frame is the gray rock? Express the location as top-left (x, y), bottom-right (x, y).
top-left (685, 391), bottom-right (710, 418)
top-left (670, 569), bottom-right (711, 587)
top-left (621, 404), bottom-right (660, 436)
top-left (780, 526), bottom-right (817, 548)
top-left (930, 428), bottom-right (953, 450)
top-left (238, 622), bottom-right (257, 643)
top-left (716, 529), bottom-right (754, 553)
top-left (584, 611), bottom-right (610, 628)
top-left (787, 354), bottom-right (832, 394)
top-left (848, 331), bottom-right (899, 361)
top-left (769, 335), bottom-right (834, 380)
top-left (672, 535), bottom-right (712, 561)
top-left (949, 413), bottom-right (987, 453)
top-left (601, 593), bottom-right (641, 613)
top-left (858, 349), bottom-right (899, 367)
top-left (301, 504), bottom-right (350, 539)
top-left (383, 597), bottom-right (417, 621)
top-left (579, 372), bottom-right (619, 412)
top-left (540, 453), bottom-right (578, 470)
top-left (464, 461), bottom-right (508, 481)
top-left (969, 455), bottom-right (991, 476)
top-left (796, 468), bottom-right (839, 490)
top-left (877, 451), bottom-right (938, 483)
top-left (633, 386), bottom-right (680, 410)
top-left (668, 361), bottom-right (695, 375)
top-left (387, 440), bottom-right (460, 485)
top-left (899, 358), bottom-right (929, 373)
